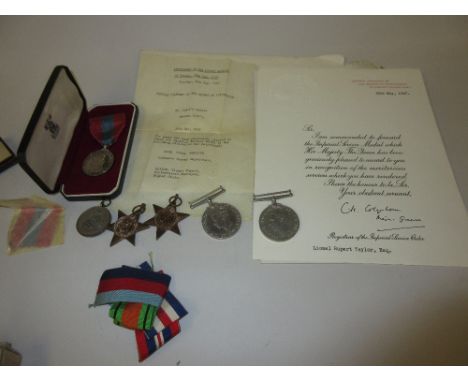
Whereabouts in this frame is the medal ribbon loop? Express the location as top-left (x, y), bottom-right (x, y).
top-left (89, 113), bottom-right (126, 147)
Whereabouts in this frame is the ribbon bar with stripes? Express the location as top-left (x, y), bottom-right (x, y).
top-left (94, 266), bottom-right (171, 307)
top-left (92, 261), bottom-right (188, 362)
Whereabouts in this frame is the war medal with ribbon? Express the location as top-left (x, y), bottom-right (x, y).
top-left (82, 113), bottom-right (126, 176)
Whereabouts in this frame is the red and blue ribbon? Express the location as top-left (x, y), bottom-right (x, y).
top-left (93, 261), bottom-right (188, 362)
top-left (135, 289), bottom-right (188, 362)
top-left (94, 265), bottom-right (171, 307)
top-left (89, 113), bottom-right (126, 146)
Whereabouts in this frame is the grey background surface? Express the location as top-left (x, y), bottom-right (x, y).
top-left (0, 16), bottom-right (467, 365)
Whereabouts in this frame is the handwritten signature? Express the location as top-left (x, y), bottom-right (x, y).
top-left (340, 201), bottom-right (424, 229)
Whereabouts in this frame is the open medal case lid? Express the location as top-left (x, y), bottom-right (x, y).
top-left (0, 137), bottom-right (17, 173)
top-left (17, 66), bottom-right (138, 201)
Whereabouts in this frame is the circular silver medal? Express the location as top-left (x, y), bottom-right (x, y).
top-left (76, 206), bottom-right (112, 237)
top-left (82, 148), bottom-right (114, 176)
top-left (259, 203), bottom-right (300, 242)
top-left (202, 202), bottom-right (241, 239)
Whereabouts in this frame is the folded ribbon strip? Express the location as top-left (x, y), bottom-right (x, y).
top-left (93, 262), bottom-right (188, 362)
top-left (94, 265), bottom-right (171, 307)
top-left (0, 196), bottom-right (64, 256)
top-left (135, 284), bottom-right (188, 361)
top-left (136, 322), bottom-right (181, 362)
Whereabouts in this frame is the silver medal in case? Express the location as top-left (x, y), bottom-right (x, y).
top-left (82, 147), bottom-right (114, 176)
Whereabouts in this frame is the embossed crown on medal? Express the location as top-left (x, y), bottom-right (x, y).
top-left (254, 190), bottom-right (300, 242)
top-left (189, 186), bottom-right (242, 240)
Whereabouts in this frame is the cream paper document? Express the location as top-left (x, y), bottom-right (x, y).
top-left (120, 51), bottom-right (345, 218)
top-left (254, 67), bottom-right (468, 266)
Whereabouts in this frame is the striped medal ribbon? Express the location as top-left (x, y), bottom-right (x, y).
top-left (89, 113), bottom-right (126, 147)
top-left (92, 261), bottom-right (188, 362)
top-left (82, 113), bottom-right (126, 176)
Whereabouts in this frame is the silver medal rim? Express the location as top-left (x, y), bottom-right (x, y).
top-left (82, 148), bottom-right (115, 176)
top-left (202, 202), bottom-right (242, 240)
top-left (259, 203), bottom-right (300, 242)
top-left (76, 206), bottom-right (112, 237)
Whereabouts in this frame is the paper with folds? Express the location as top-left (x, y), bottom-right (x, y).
top-left (118, 50), bottom-right (347, 220)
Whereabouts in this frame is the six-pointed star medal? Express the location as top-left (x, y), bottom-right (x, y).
top-left (108, 210), bottom-right (149, 246)
top-left (145, 204), bottom-right (189, 240)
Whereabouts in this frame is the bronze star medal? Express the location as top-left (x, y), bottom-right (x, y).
top-left (108, 203), bottom-right (149, 246)
top-left (145, 194), bottom-right (189, 240)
